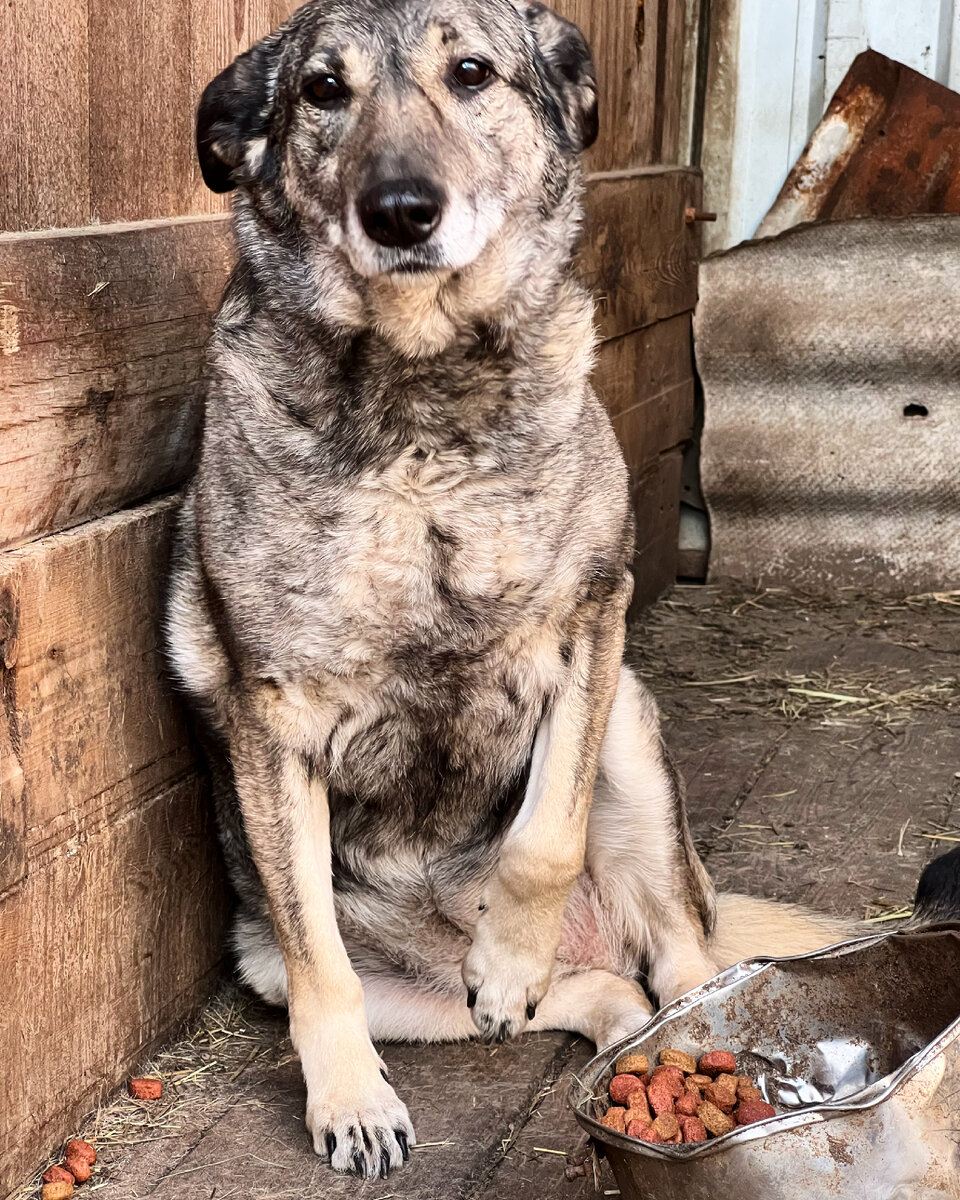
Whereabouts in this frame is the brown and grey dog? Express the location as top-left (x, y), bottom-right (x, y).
top-left (166, 0), bottom-right (856, 1179)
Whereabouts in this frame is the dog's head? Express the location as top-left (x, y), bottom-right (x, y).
top-left (197, 0), bottom-right (596, 349)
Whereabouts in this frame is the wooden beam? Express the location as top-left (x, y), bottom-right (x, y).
top-left (580, 167), bottom-right (701, 341)
top-left (0, 496), bottom-right (227, 1195)
top-left (0, 217), bottom-right (233, 551)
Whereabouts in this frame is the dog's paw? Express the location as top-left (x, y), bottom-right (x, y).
top-left (461, 935), bottom-right (551, 1042)
top-left (307, 1074), bottom-right (415, 1178)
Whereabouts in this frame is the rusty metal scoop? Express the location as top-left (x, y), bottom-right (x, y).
top-left (572, 924), bottom-right (960, 1199)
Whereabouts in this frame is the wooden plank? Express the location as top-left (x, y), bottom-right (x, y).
top-left (87, 0), bottom-right (197, 223)
top-left (0, 171), bottom-right (698, 551)
top-left (580, 168), bottom-right (701, 341)
top-left (0, 217), bottom-right (234, 550)
top-left (630, 447), bottom-right (684, 609)
top-left (0, 775), bottom-right (227, 1197)
top-left (557, 0), bottom-right (659, 171)
top-left (654, 0), bottom-right (687, 163)
top-left (596, 313), bottom-right (694, 455)
top-left (0, 0), bottom-right (89, 232)
top-left (0, 498), bottom-right (198, 873)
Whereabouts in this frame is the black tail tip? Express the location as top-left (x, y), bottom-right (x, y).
top-left (913, 847), bottom-right (960, 925)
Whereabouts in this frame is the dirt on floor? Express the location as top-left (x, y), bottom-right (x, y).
top-left (14, 584), bottom-right (960, 1200)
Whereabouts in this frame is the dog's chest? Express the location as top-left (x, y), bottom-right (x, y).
top-left (282, 446), bottom-right (565, 668)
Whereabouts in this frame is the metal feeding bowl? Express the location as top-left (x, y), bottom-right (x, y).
top-left (571, 925), bottom-right (960, 1199)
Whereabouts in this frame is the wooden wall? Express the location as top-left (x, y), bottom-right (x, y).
top-left (0, 1), bottom-right (699, 1193)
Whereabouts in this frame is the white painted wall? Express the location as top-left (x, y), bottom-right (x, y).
top-left (701, 0), bottom-right (960, 253)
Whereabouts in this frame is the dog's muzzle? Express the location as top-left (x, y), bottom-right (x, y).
top-left (358, 178), bottom-right (444, 249)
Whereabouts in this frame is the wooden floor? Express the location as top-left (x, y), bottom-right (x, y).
top-left (21, 584), bottom-right (960, 1200)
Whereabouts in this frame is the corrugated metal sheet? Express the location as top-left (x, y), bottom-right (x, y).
top-left (695, 214), bottom-right (960, 594)
top-left (759, 50), bottom-right (960, 238)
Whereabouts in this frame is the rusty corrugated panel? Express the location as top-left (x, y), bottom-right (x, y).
top-left (758, 49), bottom-right (960, 239)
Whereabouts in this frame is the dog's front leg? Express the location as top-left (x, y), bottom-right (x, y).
top-left (462, 577), bottom-right (630, 1041)
top-left (228, 694), bottom-right (414, 1178)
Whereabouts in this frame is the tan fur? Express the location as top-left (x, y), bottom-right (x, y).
top-left (169, 0), bottom-right (869, 1180)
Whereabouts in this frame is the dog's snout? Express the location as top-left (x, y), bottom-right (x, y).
top-left (358, 179), bottom-right (444, 248)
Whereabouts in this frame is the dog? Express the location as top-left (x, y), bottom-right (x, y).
top-left (165, 0), bottom-right (960, 1179)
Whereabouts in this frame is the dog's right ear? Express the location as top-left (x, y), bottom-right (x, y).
top-left (197, 35), bottom-right (282, 193)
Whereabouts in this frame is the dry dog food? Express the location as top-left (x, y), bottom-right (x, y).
top-left (63, 1156), bottom-right (91, 1184)
top-left (602, 1047), bottom-right (778, 1145)
top-left (128, 1077), bottom-right (163, 1100)
top-left (42, 1167), bottom-right (75, 1185)
top-left (64, 1142), bottom-right (96, 1166)
top-left (41, 1184), bottom-right (74, 1200)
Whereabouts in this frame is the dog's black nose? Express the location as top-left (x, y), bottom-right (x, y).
top-left (358, 179), bottom-right (443, 248)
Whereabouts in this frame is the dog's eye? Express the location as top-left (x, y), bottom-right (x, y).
top-left (450, 59), bottom-right (494, 91)
top-left (304, 73), bottom-right (350, 108)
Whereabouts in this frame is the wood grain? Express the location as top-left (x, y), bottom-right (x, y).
top-left (596, 312), bottom-right (694, 441)
top-left (557, 0), bottom-right (658, 171)
top-left (0, 775), bottom-right (227, 1197)
top-left (0, 0), bottom-right (89, 232)
top-left (629, 446), bottom-right (684, 609)
top-left (0, 499), bottom-right (197, 870)
top-left (0, 217), bottom-right (234, 550)
top-left (87, 0), bottom-right (197, 223)
top-left (581, 167), bottom-right (701, 341)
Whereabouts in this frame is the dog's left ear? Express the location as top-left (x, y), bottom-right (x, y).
top-left (196, 32), bottom-right (283, 192)
top-left (522, 3), bottom-right (598, 151)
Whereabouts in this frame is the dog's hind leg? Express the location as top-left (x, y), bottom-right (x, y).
top-left (586, 666), bottom-right (719, 1006)
top-left (361, 965), bottom-right (651, 1050)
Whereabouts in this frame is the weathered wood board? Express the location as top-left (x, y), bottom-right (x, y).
top-left (580, 167), bottom-right (701, 341)
top-left (0, 498), bottom-right (228, 1197)
top-left (0, 218), bottom-right (233, 550)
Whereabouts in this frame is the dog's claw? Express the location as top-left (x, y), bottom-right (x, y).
top-left (352, 1151), bottom-right (366, 1176)
top-left (325, 1132), bottom-right (337, 1161)
top-left (466, 987), bottom-right (477, 1009)
top-left (396, 1131), bottom-right (409, 1161)
top-left (380, 1148), bottom-right (391, 1178)
top-left (526, 1001), bottom-right (537, 1020)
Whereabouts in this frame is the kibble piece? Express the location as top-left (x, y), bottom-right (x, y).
top-left (64, 1156), bottom-right (90, 1183)
top-left (698, 1051), bottom-right (737, 1078)
top-left (615, 1053), bottom-right (649, 1076)
top-left (42, 1184), bottom-right (74, 1200)
top-left (651, 1065), bottom-right (685, 1097)
top-left (647, 1081), bottom-right (676, 1116)
top-left (689, 1073), bottom-right (713, 1089)
top-left (697, 1101), bottom-right (736, 1137)
top-left (129, 1077), bottom-right (163, 1100)
top-left (660, 1049), bottom-right (698, 1075)
top-left (601, 1107), bottom-right (627, 1133)
top-left (651, 1113), bottom-right (680, 1141)
top-left (610, 1074), bottom-right (645, 1104)
top-left (684, 1077), bottom-right (704, 1097)
top-left (632, 1122), bottom-right (664, 1143)
top-left (736, 1077), bottom-right (764, 1104)
top-left (680, 1116), bottom-right (707, 1144)
top-left (625, 1088), bottom-right (651, 1125)
top-left (675, 1091), bottom-right (700, 1117)
top-left (42, 1167), bottom-right (74, 1185)
top-left (736, 1099), bottom-right (777, 1126)
top-left (64, 1141), bottom-right (96, 1165)
top-left (705, 1073), bottom-right (738, 1113)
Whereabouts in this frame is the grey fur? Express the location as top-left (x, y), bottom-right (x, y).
top-left (166, 0), bottom-right (729, 1179)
